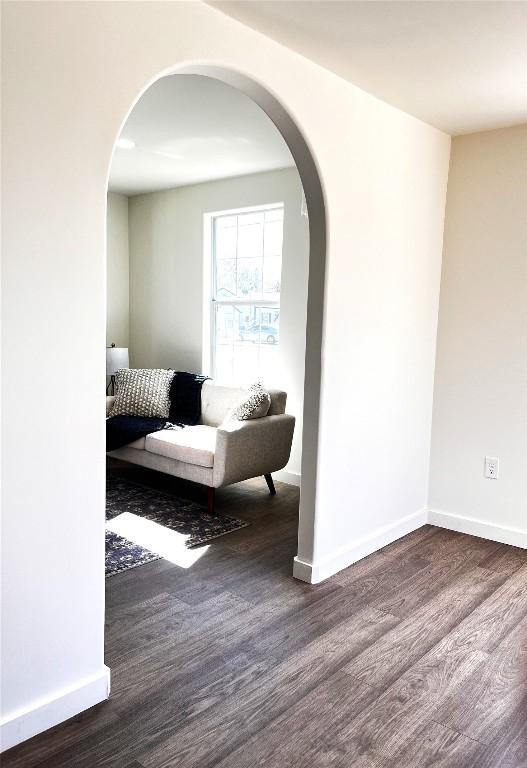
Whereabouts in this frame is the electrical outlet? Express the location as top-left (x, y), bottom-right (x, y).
top-left (484, 456), bottom-right (499, 479)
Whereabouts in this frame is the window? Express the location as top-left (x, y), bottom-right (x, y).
top-left (207, 204), bottom-right (284, 386)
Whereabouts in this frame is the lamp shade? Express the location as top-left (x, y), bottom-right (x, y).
top-left (106, 346), bottom-right (129, 376)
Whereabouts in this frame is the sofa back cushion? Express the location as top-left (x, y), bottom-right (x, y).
top-left (200, 381), bottom-right (287, 426)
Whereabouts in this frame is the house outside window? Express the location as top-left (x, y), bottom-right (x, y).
top-left (207, 203), bottom-right (284, 386)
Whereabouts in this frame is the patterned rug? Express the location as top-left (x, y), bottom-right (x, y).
top-left (106, 475), bottom-right (250, 577)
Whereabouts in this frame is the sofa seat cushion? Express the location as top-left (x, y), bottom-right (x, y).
top-left (145, 426), bottom-right (216, 468)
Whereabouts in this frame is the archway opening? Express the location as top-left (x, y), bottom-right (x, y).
top-left (105, 66), bottom-right (326, 585)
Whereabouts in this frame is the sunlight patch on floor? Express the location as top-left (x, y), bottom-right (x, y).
top-left (106, 512), bottom-right (209, 568)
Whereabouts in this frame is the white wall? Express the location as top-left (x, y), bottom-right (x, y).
top-left (428, 124), bottom-right (527, 547)
top-left (106, 192), bottom-right (130, 348)
top-left (1, 0), bottom-right (449, 748)
top-left (128, 168), bottom-right (308, 479)
top-left (307, 115), bottom-right (451, 582)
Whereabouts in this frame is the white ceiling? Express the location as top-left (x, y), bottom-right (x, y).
top-left (109, 75), bottom-right (294, 196)
top-left (209, 0), bottom-right (527, 136)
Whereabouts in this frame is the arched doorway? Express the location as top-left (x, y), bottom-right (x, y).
top-left (106, 64), bottom-right (326, 578)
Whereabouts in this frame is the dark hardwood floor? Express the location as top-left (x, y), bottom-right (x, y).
top-left (4, 459), bottom-right (527, 767)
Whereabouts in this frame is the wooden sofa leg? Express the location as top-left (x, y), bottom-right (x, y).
top-left (207, 486), bottom-right (216, 515)
top-left (264, 474), bottom-right (276, 495)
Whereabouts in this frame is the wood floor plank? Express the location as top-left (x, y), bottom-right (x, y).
top-left (466, 702), bottom-right (527, 768)
top-left (388, 527), bottom-right (478, 563)
top-left (372, 550), bottom-right (497, 619)
top-left (332, 566), bottom-right (527, 763)
top-left (330, 549), bottom-right (431, 602)
top-left (398, 526), bottom-right (501, 568)
top-left (245, 581), bottom-right (397, 661)
top-left (477, 542), bottom-right (527, 577)
top-left (444, 563), bottom-right (527, 654)
top-left (377, 524), bottom-right (443, 559)
top-left (108, 579), bottom-right (339, 710)
top-left (106, 590), bottom-right (250, 667)
top-left (344, 564), bottom-right (506, 690)
top-left (0, 702), bottom-right (123, 768)
top-left (105, 590), bottom-right (176, 626)
top-left (212, 669), bottom-right (378, 768)
top-left (332, 548), bottom-right (396, 585)
top-left (139, 608), bottom-right (399, 768)
top-left (434, 611), bottom-right (527, 746)
top-left (378, 721), bottom-right (483, 768)
top-left (335, 642), bottom-right (488, 763)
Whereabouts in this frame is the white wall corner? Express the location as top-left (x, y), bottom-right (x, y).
top-left (0, 666), bottom-right (111, 753)
top-left (274, 469), bottom-right (301, 487)
top-left (427, 508), bottom-right (527, 549)
top-left (293, 508), bottom-right (428, 584)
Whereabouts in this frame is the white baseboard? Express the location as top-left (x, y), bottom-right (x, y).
top-left (293, 508), bottom-right (427, 584)
top-left (428, 508), bottom-right (527, 549)
top-left (273, 469), bottom-right (301, 487)
top-left (292, 555), bottom-right (314, 583)
top-left (0, 666), bottom-right (111, 753)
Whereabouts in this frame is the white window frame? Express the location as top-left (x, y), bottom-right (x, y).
top-left (202, 202), bottom-right (284, 383)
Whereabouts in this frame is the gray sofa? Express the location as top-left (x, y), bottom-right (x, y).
top-left (107, 380), bottom-right (295, 514)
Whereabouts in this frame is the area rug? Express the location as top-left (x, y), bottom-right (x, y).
top-left (106, 475), bottom-right (250, 577)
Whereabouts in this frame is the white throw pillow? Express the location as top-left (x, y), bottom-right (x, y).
top-left (231, 383), bottom-right (271, 421)
top-left (108, 368), bottom-right (175, 418)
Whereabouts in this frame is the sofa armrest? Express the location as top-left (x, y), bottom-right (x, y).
top-left (213, 414), bottom-right (295, 488)
top-left (106, 396), bottom-right (116, 416)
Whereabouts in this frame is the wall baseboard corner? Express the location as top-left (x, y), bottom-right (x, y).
top-left (274, 469), bottom-right (301, 487)
top-left (427, 508), bottom-right (527, 549)
top-left (292, 555), bottom-right (315, 583)
top-left (293, 508), bottom-right (427, 584)
top-left (0, 665), bottom-right (111, 753)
